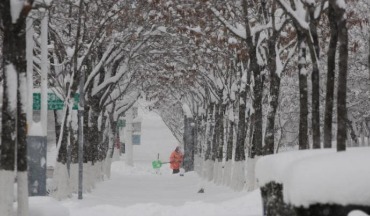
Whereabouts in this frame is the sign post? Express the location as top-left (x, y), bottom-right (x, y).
top-left (28, 14), bottom-right (48, 197)
top-left (125, 109), bottom-right (134, 166)
top-left (78, 68), bottom-right (85, 200)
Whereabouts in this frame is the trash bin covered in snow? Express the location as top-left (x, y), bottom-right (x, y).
top-left (256, 147), bottom-right (370, 216)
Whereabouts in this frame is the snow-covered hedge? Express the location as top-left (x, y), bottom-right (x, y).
top-left (256, 147), bottom-right (370, 215)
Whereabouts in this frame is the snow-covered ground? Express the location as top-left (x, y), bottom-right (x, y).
top-left (60, 161), bottom-right (262, 216)
top-left (56, 109), bottom-right (262, 216)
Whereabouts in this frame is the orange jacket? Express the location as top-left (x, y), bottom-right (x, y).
top-left (170, 151), bottom-right (183, 170)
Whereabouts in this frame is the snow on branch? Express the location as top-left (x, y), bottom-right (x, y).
top-left (182, 103), bottom-right (193, 118)
top-left (276, 0), bottom-right (310, 30)
top-left (91, 58), bottom-right (129, 96)
top-left (114, 92), bottom-right (140, 120)
top-left (84, 42), bottom-right (116, 91)
top-left (209, 6), bottom-right (246, 39)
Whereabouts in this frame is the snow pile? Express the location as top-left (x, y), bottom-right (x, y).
top-left (0, 170), bottom-right (15, 215)
top-left (256, 147), bottom-right (370, 207)
top-left (61, 160), bottom-right (262, 216)
top-left (110, 160), bottom-right (156, 176)
top-left (255, 149), bottom-right (333, 186)
top-left (67, 190), bottom-right (261, 216)
top-left (27, 196), bottom-right (70, 216)
top-left (348, 210), bottom-right (370, 216)
top-left (284, 147), bottom-right (370, 207)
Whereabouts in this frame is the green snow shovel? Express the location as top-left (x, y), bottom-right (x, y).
top-left (152, 160), bottom-right (170, 169)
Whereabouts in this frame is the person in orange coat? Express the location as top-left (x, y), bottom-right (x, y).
top-left (170, 146), bottom-right (183, 174)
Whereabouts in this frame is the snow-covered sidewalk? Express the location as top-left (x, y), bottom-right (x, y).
top-left (61, 160), bottom-right (262, 216)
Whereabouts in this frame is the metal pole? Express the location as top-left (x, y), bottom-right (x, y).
top-left (78, 67), bottom-right (85, 200)
top-left (125, 109), bottom-right (133, 166)
top-left (40, 13), bottom-right (48, 136)
top-left (26, 17), bottom-right (34, 126)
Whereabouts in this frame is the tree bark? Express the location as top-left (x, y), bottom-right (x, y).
top-left (205, 103), bottom-right (214, 160)
top-left (108, 110), bottom-right (117, 159)
top-left (217, 103), bottom-right (226, 162)
top-left (183, 115), bottom-right (195, 171)
top-left (242, 0), bottom-right (262, 158)
top-left (99, 111), bottom-right (109, 162)
top-left (324, 5), bottom-right (338, 149)
top-left (333, 2), bottom-right (348, 152)
top-left (211, 103), bottom-right (220, 161)
top-left (70, 111), bottom-right (79, 163)
top-left (251, 74), bottom-right (263, 157)
top-left (226, 119), bottom-right (234, 161)
top-left (57, 108), bottom-right (69, 164)
top-left (264, 32), bottom-right (280, 155)
top-left (0, 1), bottom-right (33, 214)
top-left (235, 83), bottom-right (247, 161)
top-left (307, 8), bottom-right (321, 149)
top-left (298, 32), bottom-right (309, 150)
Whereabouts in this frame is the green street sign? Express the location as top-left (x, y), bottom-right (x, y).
top-left (33, 93), bottom-right (79, 110)
top-left (117, 119), bottom-right (126, 128)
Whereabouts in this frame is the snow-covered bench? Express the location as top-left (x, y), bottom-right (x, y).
top-left (255, 147), bottom-right (370, 216)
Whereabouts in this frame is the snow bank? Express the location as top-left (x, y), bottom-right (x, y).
top-left (255, 149), bottom-right (334, 187)
top-left (348, 210), bottom-right (370, 216)
top-left (0, 170), bottom-right (15, 216)
top-left (67, 189), bottom-right (261, 216)
top-left (284, 147), bottom-right (370, 207)
top-left (256, 147), bottom-right (370, 207)
top-left (231, 161), bottom-right (245, 191)
top-left (28, 196), bottom-right (70, 216)
top-left (51, 162), bottom-right (72, 200)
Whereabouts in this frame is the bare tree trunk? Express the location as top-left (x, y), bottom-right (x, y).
top-left (205, 103), bottom-right (215, 161)
top-left (251, 74), bottom-right (264, 157)
top-left (324, 5), bottom-right (338, 149)
top-left (306, 6), bottom-right (322, 149)
top-left (226, 120), bottom-right (234, 161)
top-left (242, 0), bottom-right (262, 158)
top-left (194, 115), bottom-right (201, 156)
top-left (0, 1), bottom-right (33, 214)
top-left (211, 103), bottom-right (220, 161)
top-left (99, 111), bottom-right (109, 162)
top-left (108, 104), bottom-right (117, 159)
top-left (183, 115), bottom-right (195, 171)
top-left (333, 2), bottom-right (348, 152)
top-left (217, 103), bottom-right (226, 162)
top-left (235, 83), bottom-right (247, 161)
top-left (264, 30), bottom-right (280, 155)
top-left (70, 111), bottom-right (79, 163)
top-left (57, 108), bottom-right (69, 164)
top-left (298, 32), bottom-right (309, 150)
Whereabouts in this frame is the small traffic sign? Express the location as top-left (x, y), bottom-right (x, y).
top-left (118, 119), bottom-right (126, 128)
top-left (33, 93), bottom-right (79, 110)
top-left (132, 134), bottom-right (141, 145)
